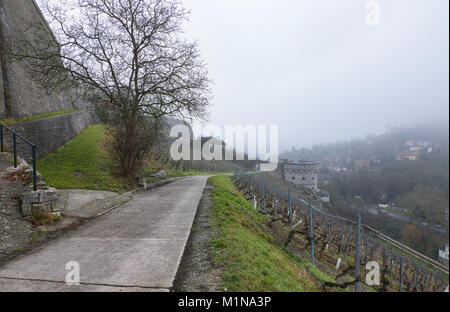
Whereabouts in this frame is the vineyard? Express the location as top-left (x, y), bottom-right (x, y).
top-left (148, 137), bottom-right (256, 173)
top-left (232, 170), bottom-right (449, 292)
top-left (148, 150), bottom-right (253, 173)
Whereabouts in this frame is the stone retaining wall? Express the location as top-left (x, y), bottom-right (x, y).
top-left (2, 110), bottom-right (98, 160)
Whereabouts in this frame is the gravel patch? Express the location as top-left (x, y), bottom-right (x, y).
top-left (173, 183), bottom-right (223, 292)
top-left (0, 153), bottom-right (34, 260)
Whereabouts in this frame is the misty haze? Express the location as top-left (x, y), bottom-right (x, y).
top-left (182, 0), bottom-right (449, 150)
top-left (0, 0), bottom-right (448, 297)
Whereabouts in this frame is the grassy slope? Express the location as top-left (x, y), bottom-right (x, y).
top-left (37, 125), bottom-right (132, 192)
top-left (142, 158), bottom-right (232, 182)
top-left (37, 125), bottom-right (232, 191)
top-left (208, 175), bottom-right (335, 292)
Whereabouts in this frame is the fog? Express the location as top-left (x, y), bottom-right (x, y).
top-left (37, 0), bottom-right (449, 152)
top-left (181, 0), bottom-right (449, 152)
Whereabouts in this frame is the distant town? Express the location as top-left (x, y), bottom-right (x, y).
top-left (278, 125), bottom-right (449, 266)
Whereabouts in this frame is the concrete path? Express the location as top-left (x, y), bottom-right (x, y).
top-left (57, 189), bottom-right (133, 218)
top-left (58, 189), bottom-right (118, 216)
top-left (0, 176), bottom-right (209, 292)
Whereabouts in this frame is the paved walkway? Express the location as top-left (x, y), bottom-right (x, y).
top-left (0, 176), bottom-right (209, 292)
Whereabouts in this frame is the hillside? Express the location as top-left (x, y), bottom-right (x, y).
top-left (280, 124), bottom-right (449, 260)
top-left (224, 173), bottom-right (448, 292)
top-left (37, 125), bottom-right (245, 192)
top-left (177, 175), bottom-right (422, 292)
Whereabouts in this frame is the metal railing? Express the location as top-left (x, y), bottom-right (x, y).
top-left (234, 170), bottom-right (449, 292)
top-left (0, 123), bottom-right (37, 191)
top-left (235, 169), bottom-right (449, 274)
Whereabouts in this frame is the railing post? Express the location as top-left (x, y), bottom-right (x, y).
top-left (399, 256), bottom-right (404, 292)
top-left (273, 185), bottom-right (277, 220)
top-left (258, 181), bottom-right (261, 210)
top-left (288, 189), bottom-right (292, 229)
top-left (355, 213), bottom-right (361, 292)
top-left (365, 237), bottom-right (370, 267)
top-left (390, 255), bottom-right (394, 278)
top-left (414, 265), bottom-right (419, 291)
top-left (263, 183), bottom-right (266, 214)
top-left (344, 225), bottom-right (353, 263)
top-left (309, 197), bottom-right (315, 266)
top-left (434, 274), bottom-right (439, 292)
top-left (423, 270), bottom-right (429, 291)
top-left (0, 124), bottom-right (3, 153)
top-left (13, 133), bottom-right (17, 168)
top-left (32, 145), bottom-right (37, 191)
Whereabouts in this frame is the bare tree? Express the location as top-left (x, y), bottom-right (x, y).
top-left (7, 0), bottom-right (211, 177)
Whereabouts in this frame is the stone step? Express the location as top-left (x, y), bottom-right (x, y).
top-left (0, 152), bottom-right (59, 217)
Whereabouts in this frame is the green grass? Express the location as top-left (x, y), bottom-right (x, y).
top-left (37, 125), bottom-right (131, 192)
top-left (299, 258), bottom-right (336, 284)
top-left (0, 109), bottom-right (82, 126)
top-left (208, 175), bottom-right (319, 292)
top-left (167, 169), bottom-right (233, 178)
top-left (142, 158), bottom-right (233, 180)
top-left (37, 124), bottom-right (228, 192)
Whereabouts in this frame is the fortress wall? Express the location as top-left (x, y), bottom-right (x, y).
top-left (3, 110), bottom-right (98, 161)
top-left (0, 0), bottom-right (84, 119)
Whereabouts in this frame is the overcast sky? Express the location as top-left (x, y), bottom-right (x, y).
top-left (37, 0), bottom-right (449, 152)
top-left (181, 0), bottom-right (449, 151)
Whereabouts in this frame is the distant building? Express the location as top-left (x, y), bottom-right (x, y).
top-left (369, 159), bottom-right (382, 169)
top-left (354, 159), bottom-right (370, 170)
top-left (330, 165), bottom-right (349, 173)
top-left (280, 159), bottom-right (319, 191)
top-left (438, 244), bottom-right (449, 267)
top-left (404, 140), bottom-right (432, 152)
top-left (405, 140), bottom-right (430, 148)
top-left (395, 150), bottom-right (420, 161)
top-left (432, 143), bottom-right (442, 153)
top-left (317, 190), bottom-right (330, 203)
